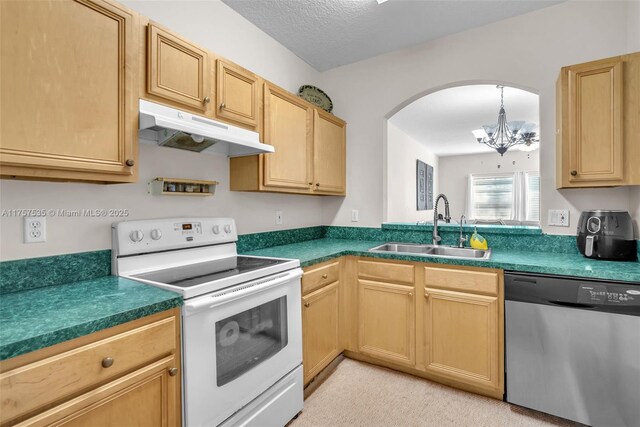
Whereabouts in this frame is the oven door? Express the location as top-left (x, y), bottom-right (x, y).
top-left (181, 268), bottom-right (302, 427)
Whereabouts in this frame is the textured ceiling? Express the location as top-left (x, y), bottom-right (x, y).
top-left (389, 85), bottom-right (539, 157)
top-left (222, 0), bottom-right (562, 71)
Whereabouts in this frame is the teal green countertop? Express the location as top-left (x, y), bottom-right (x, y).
top-left (0, 276), bottom-right (182, 361)
top-left (243, 238), bottom-right (640, 283)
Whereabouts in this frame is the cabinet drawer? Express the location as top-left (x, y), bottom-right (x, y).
top-left (0, 316), bottom-right (176, 424)
top-left (358, 260), bottom-right (414, 285)
top-left (424, 266), bottom-right (498, 295)
top-left (302, 261), bottom-right (339, 295)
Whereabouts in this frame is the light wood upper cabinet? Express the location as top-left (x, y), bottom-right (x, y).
top-left (302, 281), bottom-right (340, 385)
top-left (358, 279), bottom-right (415, 367)
top-left (147, 22), bottom-right (211, 113)
top-left (263, 83), bottom-right (314, 190)
top-left (0, 0), bottom-right (139, 183)
top-left (0, 309), bottom-right (181, 426)
top-left (229, 83), bottom-right (347, 196)
top-left (216, 59), bottom-right (260, 128)
top-left (313, 109), bottom-right (346, 195)
top-left (556, 52), bottom-right (640, 188)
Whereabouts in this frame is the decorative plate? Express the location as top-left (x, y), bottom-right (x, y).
top-left (298, 85), bottom-right (333, 113)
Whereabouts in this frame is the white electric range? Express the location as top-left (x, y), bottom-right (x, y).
top-left (112, 217), bottom-right (303, 427)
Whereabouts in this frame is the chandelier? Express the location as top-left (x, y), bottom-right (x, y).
top-left (472, 85), bottom-right (539, 156)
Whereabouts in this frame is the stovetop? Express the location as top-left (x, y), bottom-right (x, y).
top-left (131, 256), bottom-right (289, 289)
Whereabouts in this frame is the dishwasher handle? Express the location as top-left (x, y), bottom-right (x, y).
top-left (548, 300), bottom-right (596, 310)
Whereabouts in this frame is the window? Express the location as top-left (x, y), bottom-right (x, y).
top-left (525, 172), bottom-right (540, 222)
top-left (467, 172), bottom-right (540, 225)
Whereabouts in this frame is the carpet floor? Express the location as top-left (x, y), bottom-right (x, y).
top-left (292, 358), bottom-right (578, 427)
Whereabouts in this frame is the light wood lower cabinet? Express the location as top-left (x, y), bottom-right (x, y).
top-left (302, 282), bottom-right (340, 385)
top-left (301, 261), bottom-right (341, 385)
top-left (423, 288), bottom-right (500, 393)
top-left (358, 279), bottom-right (415, 367)
top-left (422, 266), bottom-right (503, 396)
top-left (0, 309), bottom-right (181, 427)
top-left (301, 257), bottom-right (504, 399)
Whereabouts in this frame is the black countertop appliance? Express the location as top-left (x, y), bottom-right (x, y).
top-left (577, 210), bottom-right (637, 261)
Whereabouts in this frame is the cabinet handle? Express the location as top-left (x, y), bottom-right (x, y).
top-left (308, 182), bottom-right (313, 186)
top-left (203, 96), bottom-right (211, 104)
top-left (168, 367), bottom-right (179, 377)
top-left (125, 159), bottom-right (135, 167)
top-left (304, 302), bottom-right (310, 308)
top-left (101, 357), bottom-right (114, 368)
top-left (220, 103), bottom-right (226, 110)
top-left (570, 170), bottom-right (577, 176)
top-left (315, 183), bottom-right (320, 187)
top-left (322, 274), bottom-right (328, 279)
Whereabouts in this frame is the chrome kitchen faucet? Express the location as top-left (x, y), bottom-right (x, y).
top-left (432, 194), bottom-right (451, 245)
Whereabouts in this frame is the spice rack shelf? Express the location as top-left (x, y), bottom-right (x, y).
top-left (149, 177), bottom-right (219, 196)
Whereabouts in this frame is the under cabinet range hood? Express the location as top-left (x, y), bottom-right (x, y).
top-left (138, 99), bottom-right (274, 157)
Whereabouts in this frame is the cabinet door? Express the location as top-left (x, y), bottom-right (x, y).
top-left (0, 0), bottom-right (138, 182)
top-left (20, 356), bottom-right (180, 427)
top-left (423, 287), bottom-right (500, 393)
top-left (262, 83), bottom-right (313, 191)
top-left (313, 109), bottom-right (346, 195)
top-left (567, 58), bottom-right (623, 183)
top-left (302, 282), bottom-right (340, 385)
top-left (216, 59), bottom-right (260, 128)
top-left (358, 280), bottom-right (415, 366)
top-left (147, 22), bottom-right (211, 112)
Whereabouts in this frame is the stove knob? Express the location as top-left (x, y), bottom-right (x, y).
top-left (224, 224), bottom-right (232, 234)
top-left (129, 230), bottom-right (144, 242)
top-left (212, 225), bottom-right (220, 235)
top-left (150, 229), bottom-right (162, 240)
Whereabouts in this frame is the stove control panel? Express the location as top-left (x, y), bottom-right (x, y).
top-left (113, 217), bottom-right (237, 256)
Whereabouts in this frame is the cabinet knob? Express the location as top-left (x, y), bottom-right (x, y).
top-left (315, 183), bottom-right (320, 187)
top-left (304, 302), bottom-right (310, 308)
top-left (220, 103), bottom-right (226, 110)
top-left (125, 159), bottom-right (135, 167)
top-left (322, 274), bottom-right (328, 279)
top-left (203, 96), bottom-right (211, 104)
top-left (168, 367), bottom-right (179, 377)
top-left (308, 182), bottom-right (313, 186)
top-left (424, 292), bottom-right (430, 299)
top-left (408, 292), bottom-right (413, 297)
top-left (570, 170), bottom-right (578, 176)
top-left (101, 357), bottom-right (114, 368)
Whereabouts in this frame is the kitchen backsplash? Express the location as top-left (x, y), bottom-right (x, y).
top-left (2, 225), bottom-right (636, 295)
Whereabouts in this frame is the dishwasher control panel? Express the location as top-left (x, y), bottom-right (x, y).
top-left (505, 272), bottom-right (640, 315)
top-left (577, 284), bottom-right (640, 306)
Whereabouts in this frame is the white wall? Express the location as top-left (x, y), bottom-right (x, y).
top-left (0, 0), bottom-right (326, 261)
top-left (438, 150), bottom-right (539, 221)
top-left (321, 0), bottom-right (640, 235)
top-left (386, 122), bottom-right (438, 223)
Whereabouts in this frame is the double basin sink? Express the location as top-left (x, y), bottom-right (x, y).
top-left (369, 242), bottom-right (491, 260)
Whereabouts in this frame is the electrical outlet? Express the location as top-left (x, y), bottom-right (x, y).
top-left (548, 209), bottom-right (570, 227)
top-left (275, 210), bottom-right (283, 225)
top-left (24, 217), bottom-right (46, 243)
top-left (351, 209), bottom-right (359, 222)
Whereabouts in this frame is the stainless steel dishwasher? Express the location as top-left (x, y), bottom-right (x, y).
top-left (505, 272), bottom-right (640, 427)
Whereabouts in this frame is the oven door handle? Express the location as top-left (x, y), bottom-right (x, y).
top-left (183, 268), bottom-right (302, 316)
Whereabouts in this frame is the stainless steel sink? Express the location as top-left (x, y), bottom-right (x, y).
top-left (369, 242), bottom-right (491, 260)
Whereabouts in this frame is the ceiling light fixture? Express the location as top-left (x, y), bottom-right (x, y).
top-left (376, 0), bottom-right (389, 4)
top-left (472, 85), bottom-right (539, 156)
